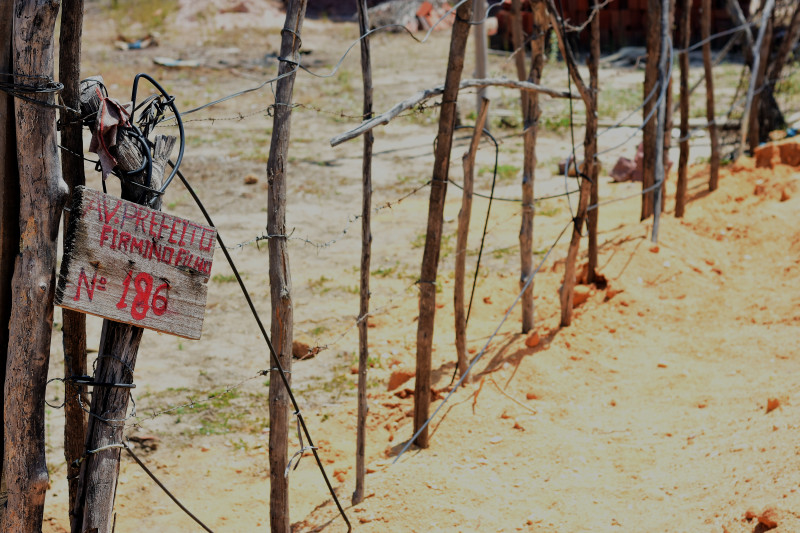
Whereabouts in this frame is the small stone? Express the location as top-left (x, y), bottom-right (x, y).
top-left (649, 245), bottom-right (660, 253)
top-left (387, 369), bottom-right (415, 391)
top-left (359, 515), bottom-right (373, 524)
top-left (526, 392), bottom-right (539, 400)
top-left (524, 332), bottom-right (540, 348)
top-left (483, 296), bottom-right (492, 304)
top-left (489, 436), bottom-right (503, 444)
top-left (780, 189), bottom-right (791, 202)
top-left (244, 174), bottom-right (258, 185)
top-left (758, 507), bottom-right (780, 529)
top-left (766, 398), bottom-right (780, 413)
top-left (513, 421), bottom-right (524, 431)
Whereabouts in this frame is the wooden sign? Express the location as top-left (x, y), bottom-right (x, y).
top-left (56, 186), bottom-right (216, 339)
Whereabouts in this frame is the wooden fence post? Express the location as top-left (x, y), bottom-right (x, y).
top-left (641, 0), bottom-right (661, 220)
top-left (3, 1), bottom-right (68, 531)
top-left (0, 1), bottom-right (19, 519)
top-left (586, 3), bottom-right (601, 283)
top-left (747, 16), bottom-right (772, 152)
top-left (702, 0), bottom-right (721, 189)
top-left (352, 0), bottom-right (373, 507)
top-left (473, 0), bottom-right (489, 119)
top-left (413, 0), bottom-right (473, 449)
top-left (58, 1), bottom-right (89, 525)
top-left (546, 0), bottom-right (595, 328)
top-left (515, 0), bottom-right (547, 333)
top-left (651, 0), bottom-right (671, 243)
top-left (738, 0), bottom-right (775, 158)
top-left (454, 98), bottom-right (489, 378)
top-left (675, 0), bottom-right (691, 218)
top-left (72, 133), bottom-right (176, 533)
top-left (266, 1), bottom-right (307, 530)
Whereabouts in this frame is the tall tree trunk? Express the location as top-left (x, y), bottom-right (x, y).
top-left (586, 2), bottom-right (601, 284)
top-left (675, 0), bottom-right (691, 218)
top-left (641, 0), bottom-right (661, 220)
top-left (546, 0), bottom-right (594, 327)
top-left (413, 0), bottom-right (473, 449)
top-left (352, 0), bottom-right (373, 508)
top-left (266, 1), bottom-right (307, 530)
top-left (0, 1), bottom-right (19, 520)
top-left (702, 0), bottom-right (721, 190)
top-left (517, 0), bottom-right (546, 333)
top-left (58, 2), bottom-right (88, 526)
top-left (3, 1), bottom-right (68, 531)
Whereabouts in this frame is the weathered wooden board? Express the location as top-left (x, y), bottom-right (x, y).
top-left (55, 186), bottom-right (215, 339)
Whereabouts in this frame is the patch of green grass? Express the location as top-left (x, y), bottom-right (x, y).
top-left (106, 0), bottom-right (178, 32)
top-left (212, 274), bottom-right (237, 283)
top-left (599, 88), bottom-right (641, 120)
top-left (308, 275), bottom-right (333, 295)
top-left (371, 263), bottom-right (398, 278)
top-left (310, 325), bottom-right (328, 337)
top-left (479, 163), bottom-right (519, 182)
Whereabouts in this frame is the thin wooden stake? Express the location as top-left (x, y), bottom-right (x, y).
top-left (702, 0), bottom-right (721, 189)
top-left (266, 1), bottom-right (307, 530)
top-left (738, 0), bottom-right (775, 158)
top-left (747, 16), bottom-right (772, 152)
top-left (3, 1), bottom-right (68, 531)
top-left (474, 0), bottom-right (489, 118)
top-left (455, 97), bottom-right (489, 378)
top-left (413, 0), bottom-right (473, 449)
top-left (515, 0), bottom-right (547, 333)
top-left (546, 0), bottom-right (594, 327)
top-left (586, 2), bottom-right (601, 282)
top-left (58, 1), bottom-right (89, 524)
top-left (652, 0), bottom-right (671, 243)
top-left (352, 0), bottom-right (373, 507)
top-left (641, 0), bottom-right (661, 220)
top-left (675, 0), bottom-right (691, 218)
top-left (510, 0), bottom-right (529, 118)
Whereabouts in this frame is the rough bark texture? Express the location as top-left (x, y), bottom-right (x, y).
top-left (58, 3), bottom-right (88, 524)
top-left (547, 1), bottom-right (594, 327)
top-left (266, 1), bottom-right (307, 530)
top-left (353, 0), bottom-right (372, 508)
top-left (641, 0), bottom-right (661, 220)
top-left (675, 0), bottom-right (691, 218)
top-left (518, 0), bottom-right (546, 333)
top-left (510, 0), bottom-right (529, 118)
top-left (0, 1), bottom-right (19, 521)
top-left (72, 136), bottom-right (175, 533)
top-left (454, 98), bottom-right (489, 378)
top-left (413, 0), bottom-right (473, 449)
top-left (4, 1), bottom-right (69, 531)
top-left (702, 0), bottom-right (720, 190)
top-left (586, 3), bottom-right (601, 284)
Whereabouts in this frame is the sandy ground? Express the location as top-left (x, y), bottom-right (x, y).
top-left (39, 2), bottom-right (800, 532)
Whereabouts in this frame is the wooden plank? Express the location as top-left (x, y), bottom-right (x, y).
top-left (55, 186), bottom-right (215, 340)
